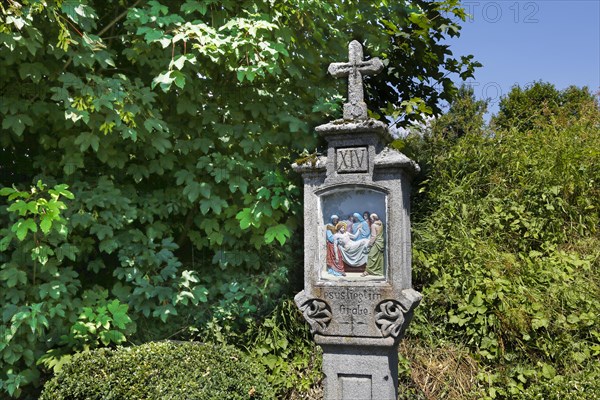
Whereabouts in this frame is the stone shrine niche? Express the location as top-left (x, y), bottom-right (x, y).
top-left (292, 40), bottom-right (422, 400)
top-left (319, 186), bottom-right (388, 281)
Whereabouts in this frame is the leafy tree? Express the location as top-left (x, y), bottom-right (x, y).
top-left (432, 84), bottom-right (487, 140)
top-left (492, 82), bottom-right (598, 132)
top-left (0, 0), bottom-right (478, 396)
top-left (392, 84), bottom-right (488, 189)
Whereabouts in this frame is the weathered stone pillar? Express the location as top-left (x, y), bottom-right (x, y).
top-left (293, 40), bottom-right (422, 400)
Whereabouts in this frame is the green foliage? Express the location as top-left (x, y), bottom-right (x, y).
top-left (183, 260), bottom-right (297, 348)
top-left (432, 85), bottom-right (488, 140)
top-left (365, 0), bottom-right (482, 125)
top-left (184, 299), bottom-right (323, 398)
top-left (1, 180), bottom-right (72, 243)
top-left (518, 365), bottom-right (600, 400)
top-left (248, 299), bottom-right (322, 397)
top-left (0, 0), bottom-right (477, 396)
top-left (40, 341), bottom-right (276, 400)
top-left (492, 82), bottom-right (598, 132)
top-left (405, 83), bottom-right (600, 398)
top-left (0, 181), bottom-right (136, 398)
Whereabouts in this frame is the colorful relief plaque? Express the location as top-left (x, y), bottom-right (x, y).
top-left (320, 188), bottom-right (387, 280)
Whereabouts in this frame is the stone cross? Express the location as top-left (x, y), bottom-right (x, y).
top-left (328, 40), bottom-right (384, 121)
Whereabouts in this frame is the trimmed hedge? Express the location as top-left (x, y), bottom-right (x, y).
top-left (40, 341), bottom-right (276, 400)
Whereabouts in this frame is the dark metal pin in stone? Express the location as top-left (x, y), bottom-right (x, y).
top-left (328, 40), bottom-right (384, 121)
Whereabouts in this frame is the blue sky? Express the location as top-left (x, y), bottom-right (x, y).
top-left (445, 0), bottom-right (600, 117)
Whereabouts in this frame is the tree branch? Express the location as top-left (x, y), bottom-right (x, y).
top-left (97, 0), bottom-right (142, 38)
top-left (61, 1), bottom-right (142, 71)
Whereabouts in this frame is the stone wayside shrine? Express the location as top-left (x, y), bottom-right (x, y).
top-left (293, 40), bottom-right (422, 400)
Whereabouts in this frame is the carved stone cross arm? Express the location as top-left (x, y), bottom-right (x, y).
top-left (328, 40), bottom-right (384, 120)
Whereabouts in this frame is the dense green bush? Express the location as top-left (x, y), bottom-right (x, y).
top-left (40, 341), bottom-right (276, 400)
top-left (401, 84), bottom-right (600, 398)
top-left (247, 299), bottom-right (322, 397)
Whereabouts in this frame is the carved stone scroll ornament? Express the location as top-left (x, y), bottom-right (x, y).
top-left (375, 300), bottom-right (406, 338)
top-left (299, 299), bottom-right (332, 334)
top-left (375, 289), bottom-right (422, 339)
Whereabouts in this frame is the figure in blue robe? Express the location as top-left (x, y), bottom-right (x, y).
top-left (351, 212), bottom-right (370, 241)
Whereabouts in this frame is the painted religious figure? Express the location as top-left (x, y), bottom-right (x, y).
top-left (351, 212), bottom-right (370, 241)
top-left (333, 222), bottom-right (369, 268)
top-left (323, 211), bottom-right (385, 278)
top-left (363, 213), bottom-right (384, 277)
top-left (363, 211), bottom-right (372, 229)
top-left (326, 215), bottom-right (346, 276)
top-left (320, 188), bottom-right (387, 279)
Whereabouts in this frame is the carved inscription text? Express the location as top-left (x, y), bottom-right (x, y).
top-left (336, 147), bottom-right (368, 173)
top-left (324, 288), bottom-right (382, 316)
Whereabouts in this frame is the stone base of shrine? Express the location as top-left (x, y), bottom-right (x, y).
top-left (316, 337), bottom-right (399, 400)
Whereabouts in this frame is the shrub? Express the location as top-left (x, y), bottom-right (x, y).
top-left (40, 341), bottom-right (276, 400)
top-left (401, 83), bottom-right (600, 398)
top-left (248, 299), bottom-right (323, 398)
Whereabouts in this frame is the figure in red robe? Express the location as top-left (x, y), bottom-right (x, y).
top-left (325, 215), bottom-right (345, 276)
